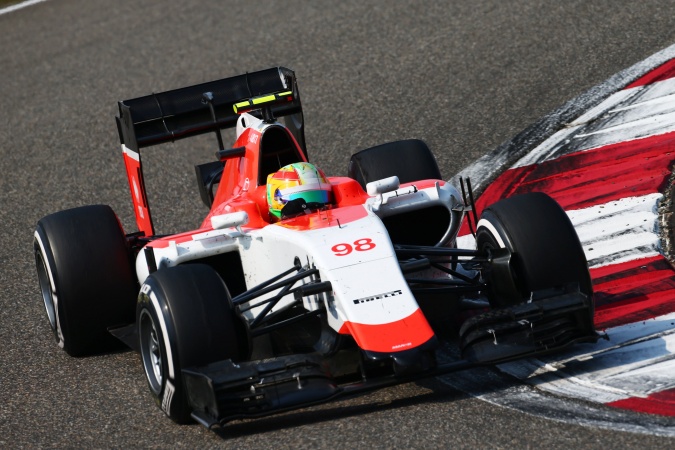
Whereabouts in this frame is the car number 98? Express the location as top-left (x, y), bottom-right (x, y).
top-left (331, 238), bottom-right (376, 256)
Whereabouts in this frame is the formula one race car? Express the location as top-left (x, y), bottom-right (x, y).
top-left (34, 67), bottom-right (598, 428)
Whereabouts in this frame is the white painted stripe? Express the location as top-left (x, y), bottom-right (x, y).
top-left (455, 232), bottom-right (476, 250)
top-left (437, 343), bottom-right (675, 437)
top-left (0, 0), bottom-right (49, 15)
top-left (623, 75), bottom-right (675, 104)
top-left (610, 92), bottom-right (675, 113)
top-left (569, 77), bottom-right (675, 129)
top-left (453, 42), bottom-right (675, 193)
top-left (567, 89), bottom-right (635, 127)
top-left (457, 193), bottom-right (662, 269)
top-left (450, 45), bottom-right (675, 423)
top-left (497, 312), bottom-right (675, 404)
top-left (567, 193), bottom-right (662, 268)
top-left (565, 193), bottom-right (661, 223)
top-left (513, 76), bottom-right (675, 168)
top-left (511, 126), bottom-right (580, 168)
top-left (456, 193), bottom-right (669, 402)
top-left (573, 110), bottom-right (675, 140)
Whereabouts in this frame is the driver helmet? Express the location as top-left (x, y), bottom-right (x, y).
top-left (266, 162), bottom-right (333, 220)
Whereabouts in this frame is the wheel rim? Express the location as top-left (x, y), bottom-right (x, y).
top-left (140, 309), bottom-right (163, 395)
top-left (476, 225), bottom-right (526, 306)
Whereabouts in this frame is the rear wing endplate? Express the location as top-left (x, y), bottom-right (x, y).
top-left (116, 66), bottom-right (305, 152)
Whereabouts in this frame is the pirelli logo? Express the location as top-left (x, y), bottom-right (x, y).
top-left (353, 289), bottom-right (403, 305)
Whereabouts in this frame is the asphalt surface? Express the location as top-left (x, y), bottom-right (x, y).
top-left (2, 0), bottom-right (675, 448)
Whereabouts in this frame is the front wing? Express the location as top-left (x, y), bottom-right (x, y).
top-left (180, 284), bottom-right (597, 428)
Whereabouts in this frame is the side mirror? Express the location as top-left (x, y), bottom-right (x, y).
top-left (211, 211), bottom-right (249, 231)
top-left (366, 176), bottom-right (400, 196)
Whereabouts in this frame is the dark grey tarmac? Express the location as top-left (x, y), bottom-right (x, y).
top-left (1, 0), bottom-right (674, 447)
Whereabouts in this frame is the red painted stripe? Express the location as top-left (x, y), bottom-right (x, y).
top-left (594, 268), bottom-right (674, 297)
top-left (338, 308), bottom-right (435, 353)
top-left (594, 290), bottom-right (675, 329)
top-left (473, 131), bottom-right (675, 215)
top-left (607, 388), bottom-right (675, 417)
top-left (458, 166), bottom-right (534, 236)
top-left (475, 165), bottom-right (534, 208)
top-left (460, 131), bottom-right (675, 328)
top-left (462, 58), bottom-right (675, 417)
top-left (459, 132), bottom-right (674, 235)
top-left (589, 255), bottom-right (664, 280)
top-left (277, 204), bottom-right (368, 231)
top-left (123, 151), bottom-right (154, 236)
top-left (625, 58), bottom-right (675, 89)
top-left (589, 256), bottom-right (675, 329)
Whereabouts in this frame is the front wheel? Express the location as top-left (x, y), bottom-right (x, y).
top-left (137, 264), bottom-right (247, 423)
top-left (475, 192), bottom-right (592, 309)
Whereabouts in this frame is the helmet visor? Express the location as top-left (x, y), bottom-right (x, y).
top-left (286, 189), bottom-right (331, 205)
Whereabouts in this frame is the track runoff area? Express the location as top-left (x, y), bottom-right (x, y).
top-left (446, 43), bottom-right (675, 436)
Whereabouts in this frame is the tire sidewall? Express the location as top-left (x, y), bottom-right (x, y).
top-left (33, 205), bottom-right (136, 356)
top-left (475, 209), bottom-right (528, 300)
top-left (137, 278), bottom-right (189, 422)
top-left (476, 193), bottom-right (592, 306)
top-left (136, 264), bottom-right (243, 423)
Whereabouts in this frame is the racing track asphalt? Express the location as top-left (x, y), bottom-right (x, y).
top-left (1, 0), bottom-right (675, 448)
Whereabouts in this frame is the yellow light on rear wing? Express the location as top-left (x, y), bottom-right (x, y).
top-left (233, 91), bottom-right (294, 114)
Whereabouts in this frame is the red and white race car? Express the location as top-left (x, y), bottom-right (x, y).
top-left (34, 67), bottom-right (598, 428)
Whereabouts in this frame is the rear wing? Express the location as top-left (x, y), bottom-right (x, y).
top-left (116, 67), bottom-right (305, 237)
top-left (116, 66), bottom-right (305, 152)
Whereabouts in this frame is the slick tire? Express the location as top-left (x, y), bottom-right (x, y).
top-left (475, 192), bottom-right (593, 308)
top-left (137, 264), bottom-right (246, 424)
top-left (34, 205), bottom-right (137, 357)
top-left (347, 139), bottom-right (442, 189)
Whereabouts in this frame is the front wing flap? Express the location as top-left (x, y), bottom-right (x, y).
top-left (459, 283), bottom-right (599, 364)
top-left (182, 355), bottom-right (339, 428)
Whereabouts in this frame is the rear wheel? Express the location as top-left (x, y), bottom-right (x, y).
top-left (475, 192), bottom-right (592, 308)
top-left (34, 205), bottom-right (137, 356)
top-left (347, 139), bottom-right (442, 189)
top-left (137, 264), bottom-right (247, 423)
